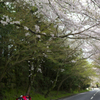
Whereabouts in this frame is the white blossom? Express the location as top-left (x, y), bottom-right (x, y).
top-left (37, 68), bottom-right (42, 73)
top-left (24, 26), bottom-right (29, 30)
top-left (25, 32), bottom-right (30, 36)
top-left (35, 25), bottom-right (40, 32)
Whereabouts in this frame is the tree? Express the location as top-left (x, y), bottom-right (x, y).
top-left (0, 1), bottom-right (76, 95)
top-left (30, 0), bottom-right (100, 62)
top-left (0, 0), bottom-right (97, 98)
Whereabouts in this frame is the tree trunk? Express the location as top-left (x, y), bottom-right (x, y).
top-left (0, 68), bottom-right (7, 83)
top-left (57, 76), bottom-right (70, 95)
top-left (26, 61), bottom-right (31, 95)
top-left (26, 61), bottom-right (37, 95)
top-left (45, 70), bottom-right (59, 98)
top-left (26, 84), bottom-right (31, 95)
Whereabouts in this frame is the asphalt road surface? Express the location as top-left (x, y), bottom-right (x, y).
top-left (59, 88), bottom-right (100, 100)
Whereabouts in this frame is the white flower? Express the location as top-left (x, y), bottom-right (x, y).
top-left (35, 25), bottom-right (40, 32)
top-left (24, 26), bottom-right (29, 30)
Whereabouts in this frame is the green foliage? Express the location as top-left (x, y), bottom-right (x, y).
top-left (0, 1), bottom-right (95, 99)
top-left (30, 6), bottom-right (38, 13)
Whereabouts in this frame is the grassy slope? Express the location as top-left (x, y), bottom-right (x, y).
top-left (3, 89), bottom-right (89, 100)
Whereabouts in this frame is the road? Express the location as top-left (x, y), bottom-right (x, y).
top-left (59, 88), bottom-right (100, 100)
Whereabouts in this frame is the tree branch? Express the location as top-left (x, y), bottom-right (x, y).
top-left (59, 23), bottom-right (100, 38)
top-left (1, 21), bottom-right (100, 41)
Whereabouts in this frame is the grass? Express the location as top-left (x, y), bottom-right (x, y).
top-left (2, 89), bottom-right (89, 100)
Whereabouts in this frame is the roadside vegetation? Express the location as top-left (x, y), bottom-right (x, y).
top-left (3, 88), bottom-right (89, 100)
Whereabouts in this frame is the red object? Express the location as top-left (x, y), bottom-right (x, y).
top-left (25, 95), bottom-right (31, 100)
top-left (16, 95), bottom-right (31, 100)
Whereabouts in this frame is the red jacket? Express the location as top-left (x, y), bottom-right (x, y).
top-left (16, 95), bottom-right (31, 100)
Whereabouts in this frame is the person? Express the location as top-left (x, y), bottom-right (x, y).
top-left (16, 95), bottom-right (31, 100)
top-left (22, 95), bottom-right (27, 100)
top-left (26, 94), bottom-right (31, 100)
